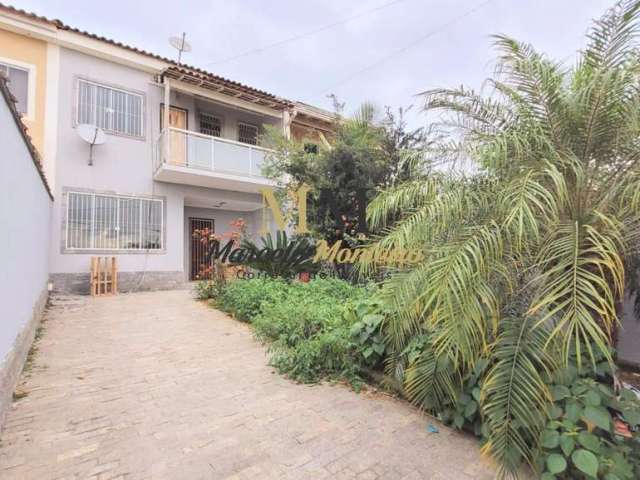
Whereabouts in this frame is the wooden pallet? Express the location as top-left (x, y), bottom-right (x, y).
top-left (90, 257), bottom-right (118, 296)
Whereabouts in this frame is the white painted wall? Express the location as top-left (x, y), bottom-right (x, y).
top-left (0, 87), bottom-right (52, 366)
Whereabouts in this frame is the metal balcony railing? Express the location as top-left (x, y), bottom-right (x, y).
top-left (155, 127), bottom-right (271, 178)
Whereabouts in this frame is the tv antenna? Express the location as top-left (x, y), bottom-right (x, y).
top-left (169, 33), bottom-right (192, 64)
top-left (76, 124), bottom-right (106, 166)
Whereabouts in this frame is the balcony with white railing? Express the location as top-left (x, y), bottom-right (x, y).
top-left (154, 127), bottom-right (276, 193)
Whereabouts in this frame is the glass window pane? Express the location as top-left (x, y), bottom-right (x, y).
top-left (67, 192), bottom-right (162, 251)
top-left (5, 66), bottom-right (28, 114)
top-left (67, 193), bottom-right (93, 249)
top-left (118, 198), bottom-right (141, 249)
top-left (238, 123), bottom-right (258, 145)
top-left (141, 199), bottom-right (162, 249)
top-left (93, 195), bottom-right (118, 249)
top-left (96, 85), bottom-right (111, 131)
top-left (76, 81), bottom-right (143, 137)
top-left (78, 81), bottom-right (95, 125)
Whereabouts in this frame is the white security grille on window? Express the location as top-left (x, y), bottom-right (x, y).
top-left (200, 113), bottom-right (222, 137)
top-left (77, 80), bottom-right (143, 137)
top-left (66, 192), bottom-right (162, 250)
top-left (238, 122), bottom-right (258, 145)
top-left (0, 62), bottom-right (29, 114)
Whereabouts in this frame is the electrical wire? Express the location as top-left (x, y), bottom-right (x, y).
top-left (305, 0), bottom-right (495, 101)
top-left (201, 0), bottom-right (409, 67)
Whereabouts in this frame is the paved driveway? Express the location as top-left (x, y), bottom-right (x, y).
top-left (0, 290), bottom-right (495, 479)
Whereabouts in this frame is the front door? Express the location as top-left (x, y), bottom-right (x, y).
top-left (190, 218), bottom-right (214, 281)
top-left (161, 105), bottom-right (188, 166)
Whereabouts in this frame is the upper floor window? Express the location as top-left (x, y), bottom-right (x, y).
top-left (77, 79), bottom-right (144, 138)
top-left (200, 112), bottom-right (221, 137)
top-left (238, 122), bottom-right (258, 145)
top-left (66, 191), bottom-right (163, 251)
top-left (0, 61), bottom-right (29, 115)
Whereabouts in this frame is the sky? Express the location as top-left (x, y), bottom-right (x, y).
top-left (9, 0), bottom-right (613, 127)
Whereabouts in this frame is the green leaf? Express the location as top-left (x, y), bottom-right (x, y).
top-left (565, 401), bottom-right (582, 423)
top-left (572, 449), bottom-right (599, 478)
top-left (560, 435), bottom-right (575, 456)
top-left (620, 389), bottom-right (637, 402)
top-left (546, 454), bottom-right (567, 474)
top-left (550, 405), bottom-right (563, 419)
top-left (552, 385), bottom-right (571, 401)
top-left (621, 408), bottom-right (640, 427)
top-left (541, 430), bottom-right (560, 449)
top-left (372, 343), bottom-right (385, 354)
top-left (362, 347), bottom-right (373, 359)
top-left (349, 322), bottom-right (363, 336)
top-left (577, 431), bottom-right (600, 452)
top-left (583, 390), bottom-right (601, 407)
top-left (572, 382), bottom-right (589, 396)
top-left (582, 405), bottom-right (612, 431)
top-left (464, 400), bottom-right (478, 418)
top-left (471, 387), bottom-right (481, 402)
top-left (362, 313), bottom-right (383, 326)
top-left (453, 414), bottom-right (464, 429)
top-left (541, 473), bottom-right (556, 480)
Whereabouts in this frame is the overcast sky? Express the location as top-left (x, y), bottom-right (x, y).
top-left (11, 0), bottom-right (613, 126)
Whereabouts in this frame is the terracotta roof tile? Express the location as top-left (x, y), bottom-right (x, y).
top-left (0, 3), bottom-right (294, 109)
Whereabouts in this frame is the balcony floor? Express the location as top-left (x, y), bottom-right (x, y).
top-left (154, 163), bottom-right (276, 194)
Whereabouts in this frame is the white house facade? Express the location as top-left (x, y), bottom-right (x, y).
top-left (0, 4), bottom-right (333, 294)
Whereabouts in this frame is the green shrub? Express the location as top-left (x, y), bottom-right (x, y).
top-left (252, 278), bottom-right (367, 383)
top-left (195, 279), bottom-right (225, 300)
top-left (438, 358), bottom-right (489, 437)
top-left (215, 278), bottom-right (288, 322)
top-left (344, 297), bottom-right (389, 370)
top-left (215, 277), bottom-right (370, 384)
top-left (537, 369), bottom-right (640, 480)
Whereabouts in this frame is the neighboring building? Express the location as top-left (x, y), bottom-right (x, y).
top-left (0, 4), bottom-right (333, 293)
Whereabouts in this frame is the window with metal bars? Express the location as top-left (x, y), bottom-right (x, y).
top-left (0, 62), bottom-right (29, 115)
top-left (238, 122), bottom-right (258, 145)
top-left (77, 79), bottom-right (144, 138)
top-left (199, 112), bottom-right (222, 137)
top-left (66, 192), bottom-right (163, 251)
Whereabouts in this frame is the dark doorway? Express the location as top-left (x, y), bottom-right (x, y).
top-left (189, 218), bottom-right (214, 280)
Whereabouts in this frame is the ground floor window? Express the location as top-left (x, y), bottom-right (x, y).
top-left (66, 191), bottom-right (163, 251)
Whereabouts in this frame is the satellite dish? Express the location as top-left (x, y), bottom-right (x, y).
top-left (169, 33), bottom-right (192, 64)
top-left (77, 124), bottom-right (106, 166)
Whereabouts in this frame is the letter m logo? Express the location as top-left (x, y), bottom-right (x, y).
top-left (259, 184), bottom-right (311, 235)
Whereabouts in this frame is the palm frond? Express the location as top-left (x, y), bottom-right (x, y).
top-left (482, 315), bottom-right (556, 477)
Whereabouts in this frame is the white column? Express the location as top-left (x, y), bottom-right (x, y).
top-left (43, 43), bottom-right (60, 190)
top-left (163, 78), bottom-right (170, 163)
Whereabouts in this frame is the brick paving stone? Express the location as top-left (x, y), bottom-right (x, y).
top-left (0, 291), bottom-right (497, 479)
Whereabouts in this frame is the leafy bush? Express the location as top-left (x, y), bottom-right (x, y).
top-left (537, 365), bottom-right (640, 480)
top-left (195, 279), bottom-right (225, 300)
top-left (252, 278), bottom-right (367, 383)
top-left (344, 298), bottom-right (388, 369)
top-left (215, 278), bottom-right (288, 322)
top-left (215, 277), bottom-right (370, 384)
top-left (438, 358), bottom-right (489, 437)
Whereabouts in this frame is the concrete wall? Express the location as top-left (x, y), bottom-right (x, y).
top-left (49, 48), bottom-right (276, 292)
top-left (0, 84), bottom-right (52, 426)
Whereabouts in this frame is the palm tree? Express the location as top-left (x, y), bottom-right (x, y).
top-left (366, 1), bottom-right (640, 476)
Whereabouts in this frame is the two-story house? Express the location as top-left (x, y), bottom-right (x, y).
top-left (0, 4), bottom-right (334, 293)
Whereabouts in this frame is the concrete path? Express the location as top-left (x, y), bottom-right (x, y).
top-left (0, 290), bottom-right (495, 479)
